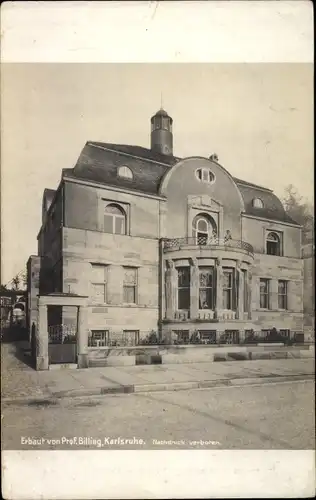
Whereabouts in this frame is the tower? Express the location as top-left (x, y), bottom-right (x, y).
top-left (150, 108), bottom-right (173, 156)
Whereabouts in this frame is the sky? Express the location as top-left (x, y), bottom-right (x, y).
top-left (1, 63), bottom-right (313, 284)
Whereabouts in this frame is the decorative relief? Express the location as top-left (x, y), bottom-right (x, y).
top-left (188, 195), bottom-right (221, 210)
top-left (189, 257), bottom-right (198, 267)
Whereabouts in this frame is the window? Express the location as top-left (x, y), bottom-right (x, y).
top-left (88, 330), bottom-right (108, 347)
top-left (199, 267), bottom-right (214, 309)
top-left (252, 198), bottom-right (264, 208)
top-left (260, 278), bottom-right (270, 309)
top-left (266, 232), bottom-right (281, 256)
top-left (104, 203), bottom-right (126, 235)
top-left (195, 168), bottom-right (215, 184)
top-left (278, 280), bottom-right (288, 309)
top-left (177, 267), bottom-right (190, 310)
top-left (192, 214), bottom-right (217, 245)
top-left (197, 330), bottom-right (217, 344)
top-left (223, 269), bottom-right (234, 309)
top-left (91, 264), bottom-right (108, 303)
top-left (279, 329), bottom-right (290, 340)
top-left (123, 330), bottom-right (140, 346)
top-left (173, 330), bottom-right (190, 344)
top-left (123, 267), bottom-right (137, 304)
top-left (117, 166), bottom-right (133, 180)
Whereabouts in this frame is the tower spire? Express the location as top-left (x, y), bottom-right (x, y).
top-left (150, 105), bottom-right (173, 156)
top-left (160, 91), bottom-right (163, 110)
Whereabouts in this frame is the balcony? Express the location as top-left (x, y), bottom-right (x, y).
top-left (163, 237), bottom-right (254, 257)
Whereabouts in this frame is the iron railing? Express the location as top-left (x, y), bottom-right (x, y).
top-left (88, 330), bottom-right (140, 348)
top-left (86, 329), bottom-right (303, 347)
top-left (163, 237), bottom-right (254, 255)
top-left (48, 324), bottom-right (77, 344)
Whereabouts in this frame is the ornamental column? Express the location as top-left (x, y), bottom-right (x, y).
top-left (36, 302), bottom-right (49, 370)
top-left (165, 260), bottom-right (177, 320)
top-left (190, 258), bottom-right (199, 320)
top-left (214, 258), bottom-right (223, 320)
top-left (77, 305), bottom-right (89, 368)
top-left (247, 270), bottom-right (253, 320)
top-left (236, 261), bottom-right (243, 319)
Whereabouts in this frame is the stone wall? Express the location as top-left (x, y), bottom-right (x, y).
top-left (61, 226), bottom-right (160, 334)
top-left (303, 240), bottom-right (315, 341)
top-left (241, 216), bottom-right (301, 258)
top-left (251, 253), bottom-right (303, 331)
top-left (64, 181), bottom-right (161, 239)
top-left (27, 255), bottom-right (41, 341)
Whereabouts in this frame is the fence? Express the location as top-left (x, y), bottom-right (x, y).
top-left (87, 329), bottom-right (304, 348)
top-left (48, 324), bottom-right (77, 344)
top-left (163, 237), bottom-right (254, 256)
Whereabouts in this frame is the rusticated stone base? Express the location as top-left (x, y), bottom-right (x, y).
top-left (77, 354), bottom-right (89, 369)
top-left (36, 356), bottom-right (49, 371)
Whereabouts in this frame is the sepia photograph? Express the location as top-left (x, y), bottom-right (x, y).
top-left (1, 1), bottom-right (314, 499)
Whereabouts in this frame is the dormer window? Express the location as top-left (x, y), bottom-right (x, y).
top-left (117, 165), bottom-right (133, 180)
top-left (195, 168), bottom-right (215, 184)
top-left (252, 198), bottom-right (264, 208)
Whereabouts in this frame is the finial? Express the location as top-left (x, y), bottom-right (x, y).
top-left (160, 91), bottom-right (163, 110)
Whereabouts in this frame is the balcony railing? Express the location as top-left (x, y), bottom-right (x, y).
top-left (163, 237), bottom-right (254, 256)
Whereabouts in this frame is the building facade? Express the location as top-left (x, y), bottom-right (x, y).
top-left (27, 108), bottom-right (304, 347)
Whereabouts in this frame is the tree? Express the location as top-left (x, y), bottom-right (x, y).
top-left (21, 272), bottom-right (27, 288)
top-left (11, 274), bottom-right (21, 291)
top-left (282, 184), bottom-right (314, 243)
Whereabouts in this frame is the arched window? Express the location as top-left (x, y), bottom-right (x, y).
top-left (252, 198), bottom-right (264, 208)
top-left (195, 168), bottom-right (215, 184)
top-left (117, 165), bottom-right (133, 180)
top-left (192, 214), bottom-right (217, 245)
top-left (104, 203), bottom-right (126, 235)
top-left (266, 231), bottom-right (281, 256)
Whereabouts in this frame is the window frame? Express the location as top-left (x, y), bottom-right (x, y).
top-left (101, 200), bottom-right (129, 235)
top-left (278, 280), bottom-right (288, 310)
top-left (122, 330), bottom-right (140, 346)
top-left (90, 264), bottom-right (108, 304)
top-left (266, 231), bottom-right (282, 256)
top-left (88, 329), bottom-right (109, 347)
top-left (192, 213), bottom-right (218, 245)
top-left (198, 266), bottom-right (215, 310)
top-left (223, 268), bottom-right (234, 310)
top-left (195, 168), bottom-right (215, 185)
top-left (117, 165), bottom-right (133, 180)
top-left (123, 266), bottom-right (138, 304)
top-left (259, 278), bottom-right (270, 309)
top-left (252, 198), bottom-right (264, 209)
top-left (177, 267), bottom-right (191, 310)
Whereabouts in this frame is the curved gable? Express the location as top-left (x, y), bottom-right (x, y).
top-left (159, 156), bottom-right (245, 212)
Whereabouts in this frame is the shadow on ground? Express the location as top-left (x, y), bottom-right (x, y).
top-left (1, 327), bottom-right (35, 370)
top-left (12, 342), bottom-right (35, 369)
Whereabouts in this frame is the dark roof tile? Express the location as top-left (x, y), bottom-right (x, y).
top-left (62, 141), bottom-right (298, 225)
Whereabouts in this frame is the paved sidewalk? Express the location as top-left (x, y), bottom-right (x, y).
top-left (1, 342), bottom-right (314, 403)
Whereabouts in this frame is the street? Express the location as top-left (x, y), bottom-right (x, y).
top-left (2, 379), bottom-right (314, 450)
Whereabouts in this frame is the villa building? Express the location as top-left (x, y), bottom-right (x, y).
top-left (27, 108), bottom-right (304, 354)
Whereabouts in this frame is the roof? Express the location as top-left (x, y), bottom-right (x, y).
top-left (90, 142), bottom-right (179, 166)
top-left (236, 181), bottom-right (300, 225)
top-left (67, 142), bottom-right (172, 196)
top-left (151, 108), bottom-right (171, 119)
top-left (62, 141), bottom-right (299, 225)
